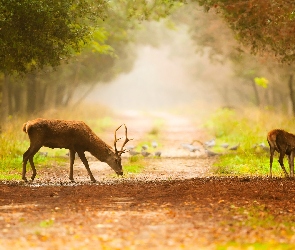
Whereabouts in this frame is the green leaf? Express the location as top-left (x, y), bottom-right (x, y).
top-left (254, 77), bottom-right (269, 88)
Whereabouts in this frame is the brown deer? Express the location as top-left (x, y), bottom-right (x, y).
top-left (22, 118), bottom-right (131, 182)
top-left (267, 129), bottom-right (295, 178)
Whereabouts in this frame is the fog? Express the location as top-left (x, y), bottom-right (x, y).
top-left (86, 22), bottom-right (233, 112)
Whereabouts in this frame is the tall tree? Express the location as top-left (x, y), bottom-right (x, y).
top-left (194, 0), bottom-right (295, 63)
top-left (0, 0), bottom-right (107, 74)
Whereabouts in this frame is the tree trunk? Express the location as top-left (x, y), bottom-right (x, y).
top-left (26, 73), bottom-right (37, 114)
top-left (63, 64), bottom-right (81, 106)
top-left (288, 74), bottom-right (295, 116)
top-left (252, 80), bottom-right (260, 106)
top-left (1, 73), bottom-right (10, 123)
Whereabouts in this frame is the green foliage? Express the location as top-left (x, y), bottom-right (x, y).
top-left (194, 0), bottom-right (295, 63)
top-left (0, 0), bottom-right (107, 74)
top-left (254, 77), bottom-right (269, 89)
top-left (204, 108), bottom-right (295, 177)
top-left (124, 156), bottom-right (145, 174)
top-left (110, 0), bottom-right (185, 21)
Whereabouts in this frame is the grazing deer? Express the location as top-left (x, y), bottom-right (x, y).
top-left (267, 129), bottom-right (295, 178)
top-left (22, 118), bottom-right (131, 182)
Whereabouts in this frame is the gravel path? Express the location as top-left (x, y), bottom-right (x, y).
top-left (23, 111), bottom-right (215, 184)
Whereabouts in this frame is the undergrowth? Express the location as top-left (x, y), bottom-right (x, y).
top-left (123, 155), bottom-right (145, 174)
top-left (217, 203), bottom-right (295, 249)
top-left (204, 107), bottom-right (295, 177)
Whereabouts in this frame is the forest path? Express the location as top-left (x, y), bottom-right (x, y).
top-left (1, 111), bottom-right (295, 249)
top-left (67, 110), bottom-right (215, 183)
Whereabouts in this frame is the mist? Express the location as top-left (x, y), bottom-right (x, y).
top-left (86, 22), bottom-right (233, 112)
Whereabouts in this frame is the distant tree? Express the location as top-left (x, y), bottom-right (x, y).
top-left (194, 0), bottom-right (295, 63)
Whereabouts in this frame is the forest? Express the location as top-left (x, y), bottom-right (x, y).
top-left (1, 0), bottom-right (295, 120)
top-left (2, 1), bottom-right (295, 249)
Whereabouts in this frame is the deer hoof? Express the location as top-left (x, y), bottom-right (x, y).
top-left (22, 177), bottom-right (28, 182)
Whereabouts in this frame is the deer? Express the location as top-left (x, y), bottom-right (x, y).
top-left (267, 129), bottom-right (295, 178)
top-left (22, 118), bottom-right (131, 182)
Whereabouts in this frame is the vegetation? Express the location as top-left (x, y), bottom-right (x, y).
top-left (194, 0), bottom-right (295, 64)
top-left (204, 107), bottom-right (295, 177)
top-left (0, 0), bottom-right (107, 74)
top-left (124, 155), bottom-right (145, 174)
top-left (218, 202), bottom-right (295, 250)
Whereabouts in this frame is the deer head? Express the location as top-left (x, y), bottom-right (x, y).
top-left (107, 124), bottom-right (131, 176)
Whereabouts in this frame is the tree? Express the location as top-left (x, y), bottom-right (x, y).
top-left (0, 0), bottom-right (187, 118)
top-left (0, 0), bottom-right (107, 74)
top-left (194, 0), bottom-right (295, 63)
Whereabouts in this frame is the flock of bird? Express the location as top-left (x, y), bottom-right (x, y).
top-left (40, 139), bottom-right (269, 159)
top-left (127, 141), bottom-right (162, 157)
top-left (180, 139), bottom-right (241, 157)
top-left (126, 138), bottom-right (244, 158)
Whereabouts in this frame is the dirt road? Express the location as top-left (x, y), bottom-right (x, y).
top-left (1, 112), bottom-right (295, 249)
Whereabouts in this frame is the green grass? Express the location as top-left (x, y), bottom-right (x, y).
top-left (123, 155), bottom-right (145, 174)
top-left (203, 108), bottom-right (295, 177)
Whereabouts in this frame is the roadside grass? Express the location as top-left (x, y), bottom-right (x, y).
top-left (204, 108), bottom-right (295, 177)
top-left (122, 118), bottom-right (165, 175)
top-left (123, 155), bottom-right (145, 174)
top-left (217, 203), bottom-right (295, 249)
top-left (0, 104), bottom-right (114, 180)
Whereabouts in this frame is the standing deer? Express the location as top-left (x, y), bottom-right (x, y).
top-left (22, 118), bottom-right (131, 182)
top-left (267, 129), bottom-right (295, 178)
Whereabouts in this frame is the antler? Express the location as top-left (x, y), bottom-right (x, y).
top-left (114, 124), bottom-right (132, 156)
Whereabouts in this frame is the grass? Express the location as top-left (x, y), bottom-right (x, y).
top-left (216, 203), bottom-right (295, 249)
top-left (203, 107), bottom-right (295, 177)
top-left (123, 155), bottom-right (145, 174)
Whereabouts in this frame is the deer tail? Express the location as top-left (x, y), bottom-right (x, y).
top-left (267, 131), bottom-right (278, 151)
top-left (22, 122), bottom-right (28, 133)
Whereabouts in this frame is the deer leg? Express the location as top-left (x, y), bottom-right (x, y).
top-left (22, 150), bottom-right (30, 182)
top-left (269, 147), bottom-right (275, 178)
top-left (278, 151), bottom-right (289, 177)
top-left (77, 151), bottom-right (96, 183)
top-left (69, 149), bottom-right (76, 182)
top-left (29, 156), bottom-right (37, 181)
top-left (290, 151), bottom-right (294, 178)
top-left (22, 145), bottom-right (41, 181)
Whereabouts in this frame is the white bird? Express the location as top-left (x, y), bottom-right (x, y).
top-left (39, 152), bottom-right (48, 157)
top-left (259, 143), bottom-right (269, 152)
top-left (181, 143), bottom-right (199, 152)
top-left (141, 150), bottom-right (151, 157)
top-left (129, 150), bottom-right (140, 156)
top-left (152, 141), bottom-right (158, 148)
top-left (229, 143), bottom-right (240, 150)
top-left (126, 145), bottom-right (135, 150)
top-left (154, 151), bottom-right (162, 157)
top-left (205, 139), bottom-right (216, 148)
top-left (205, 149), bottom-right (220, 157)
top-left (221, 143), bottom-right (229, 148)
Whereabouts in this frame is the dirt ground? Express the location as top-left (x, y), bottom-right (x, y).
top-left (1, 112), bottom-right (295, 249)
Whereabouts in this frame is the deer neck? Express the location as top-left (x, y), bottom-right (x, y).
top-left (89, 139), bottom-right (116, 163)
